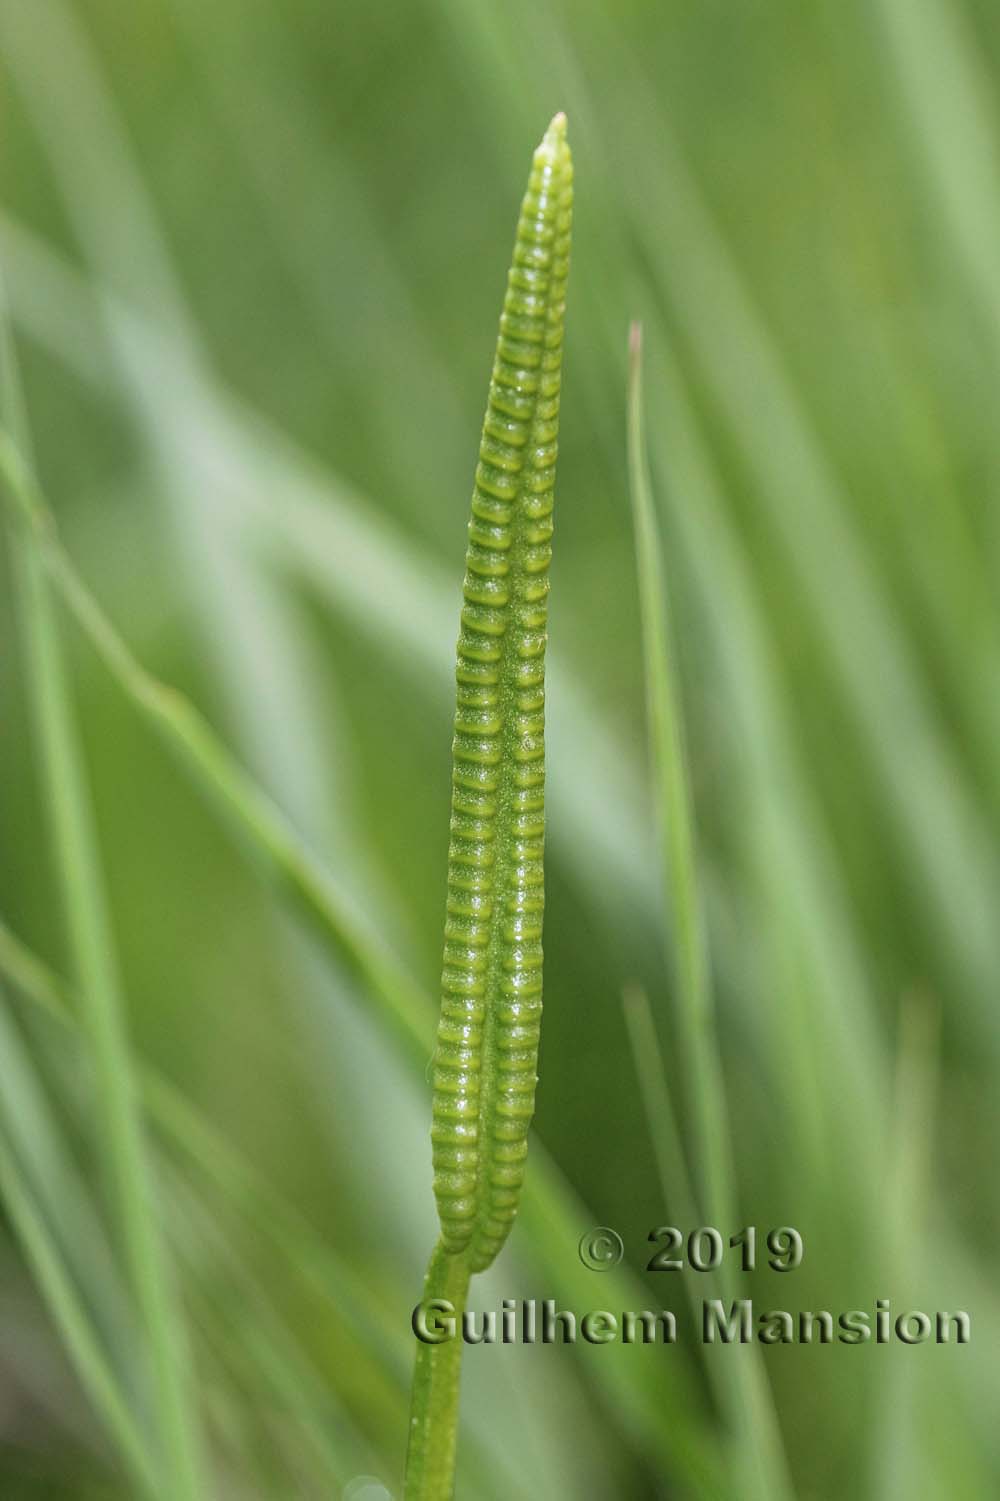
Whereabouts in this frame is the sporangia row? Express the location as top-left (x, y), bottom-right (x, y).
top-left (431, 112), bottom-right (573, 1273)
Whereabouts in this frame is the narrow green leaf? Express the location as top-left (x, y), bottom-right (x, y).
top-left (874, 0), bottom-right (1000, 347)
top-left (626, 322), bottom-right (732, 1230)
top-left (0, 307), bottom-right (207, 1499)
top-left (871, 992), bottom-right (940, 1501)
top-left (0, 916), bottom-right (407, 1383)
top-left (640, 332), bottom-right (887, 1170)
top-left (0, 1121), bottom-right (158, 1498)
top-left (627, 325), bottom-right (793, 1501)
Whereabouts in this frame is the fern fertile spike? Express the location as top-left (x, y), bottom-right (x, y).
top-left (431, 113), bottom-right (572, 1272)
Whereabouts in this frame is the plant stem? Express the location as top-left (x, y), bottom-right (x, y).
top-left (0, 310), bottom-right (206, 1499)
top-left (404, 1241), bottom-right (472, 1500)
top-left (626, 320), bottom-right (735, 1235)
top-left (0, 1135), bottom-right (160, 1498)
top-left (627, 323), bottom-right (794, 1501)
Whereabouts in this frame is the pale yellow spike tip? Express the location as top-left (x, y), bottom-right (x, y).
top-left (541, 112), bottom-right (568, 154)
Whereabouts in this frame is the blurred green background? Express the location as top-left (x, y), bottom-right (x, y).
top-left (1, 0), bottom-right (998, 1496)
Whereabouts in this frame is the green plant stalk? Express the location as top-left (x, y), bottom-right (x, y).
top-left (407, 112), bottom-right (572, 1499)
top-left (626, 321), bottom-right (734, 1235)
top-left (627, 324), bottom-right (793, 1501)
top-left (405, 1242), bottom-right (473, 1499)
top-left (621, 982), bottom-right (704, 1287)
top-left (623, 981), bottom-right (787, 1497)
top-left (872, 991), bottom-right (940, 1501)
top-left (0, 1130), bottom-right (159, 1497)
top-left (0, 323), bottom-right (206, 1497)
top-left (168, 1168), bottom-right (380, 1489)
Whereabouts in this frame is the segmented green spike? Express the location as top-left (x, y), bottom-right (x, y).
top-left (431, 112), bottom-right (572, 1273)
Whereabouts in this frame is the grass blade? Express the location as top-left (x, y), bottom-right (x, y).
top-left (626, 322), bottom-right (732, 1230)
top-left (0, 311), bottom-right (207, 1498)
top-left (641, 332), bottom-right (887, 1166)
top-left (627, 324), bottom-right (793, 1501)
top-left (0, 916), bottom-right (408, 1382)
top-left (873, 0), bottom-right (1000, 348)
top-left (0, 1114), bottom-right (157, 1497)
top-left (872, 991), bottom-right (940, 1501)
